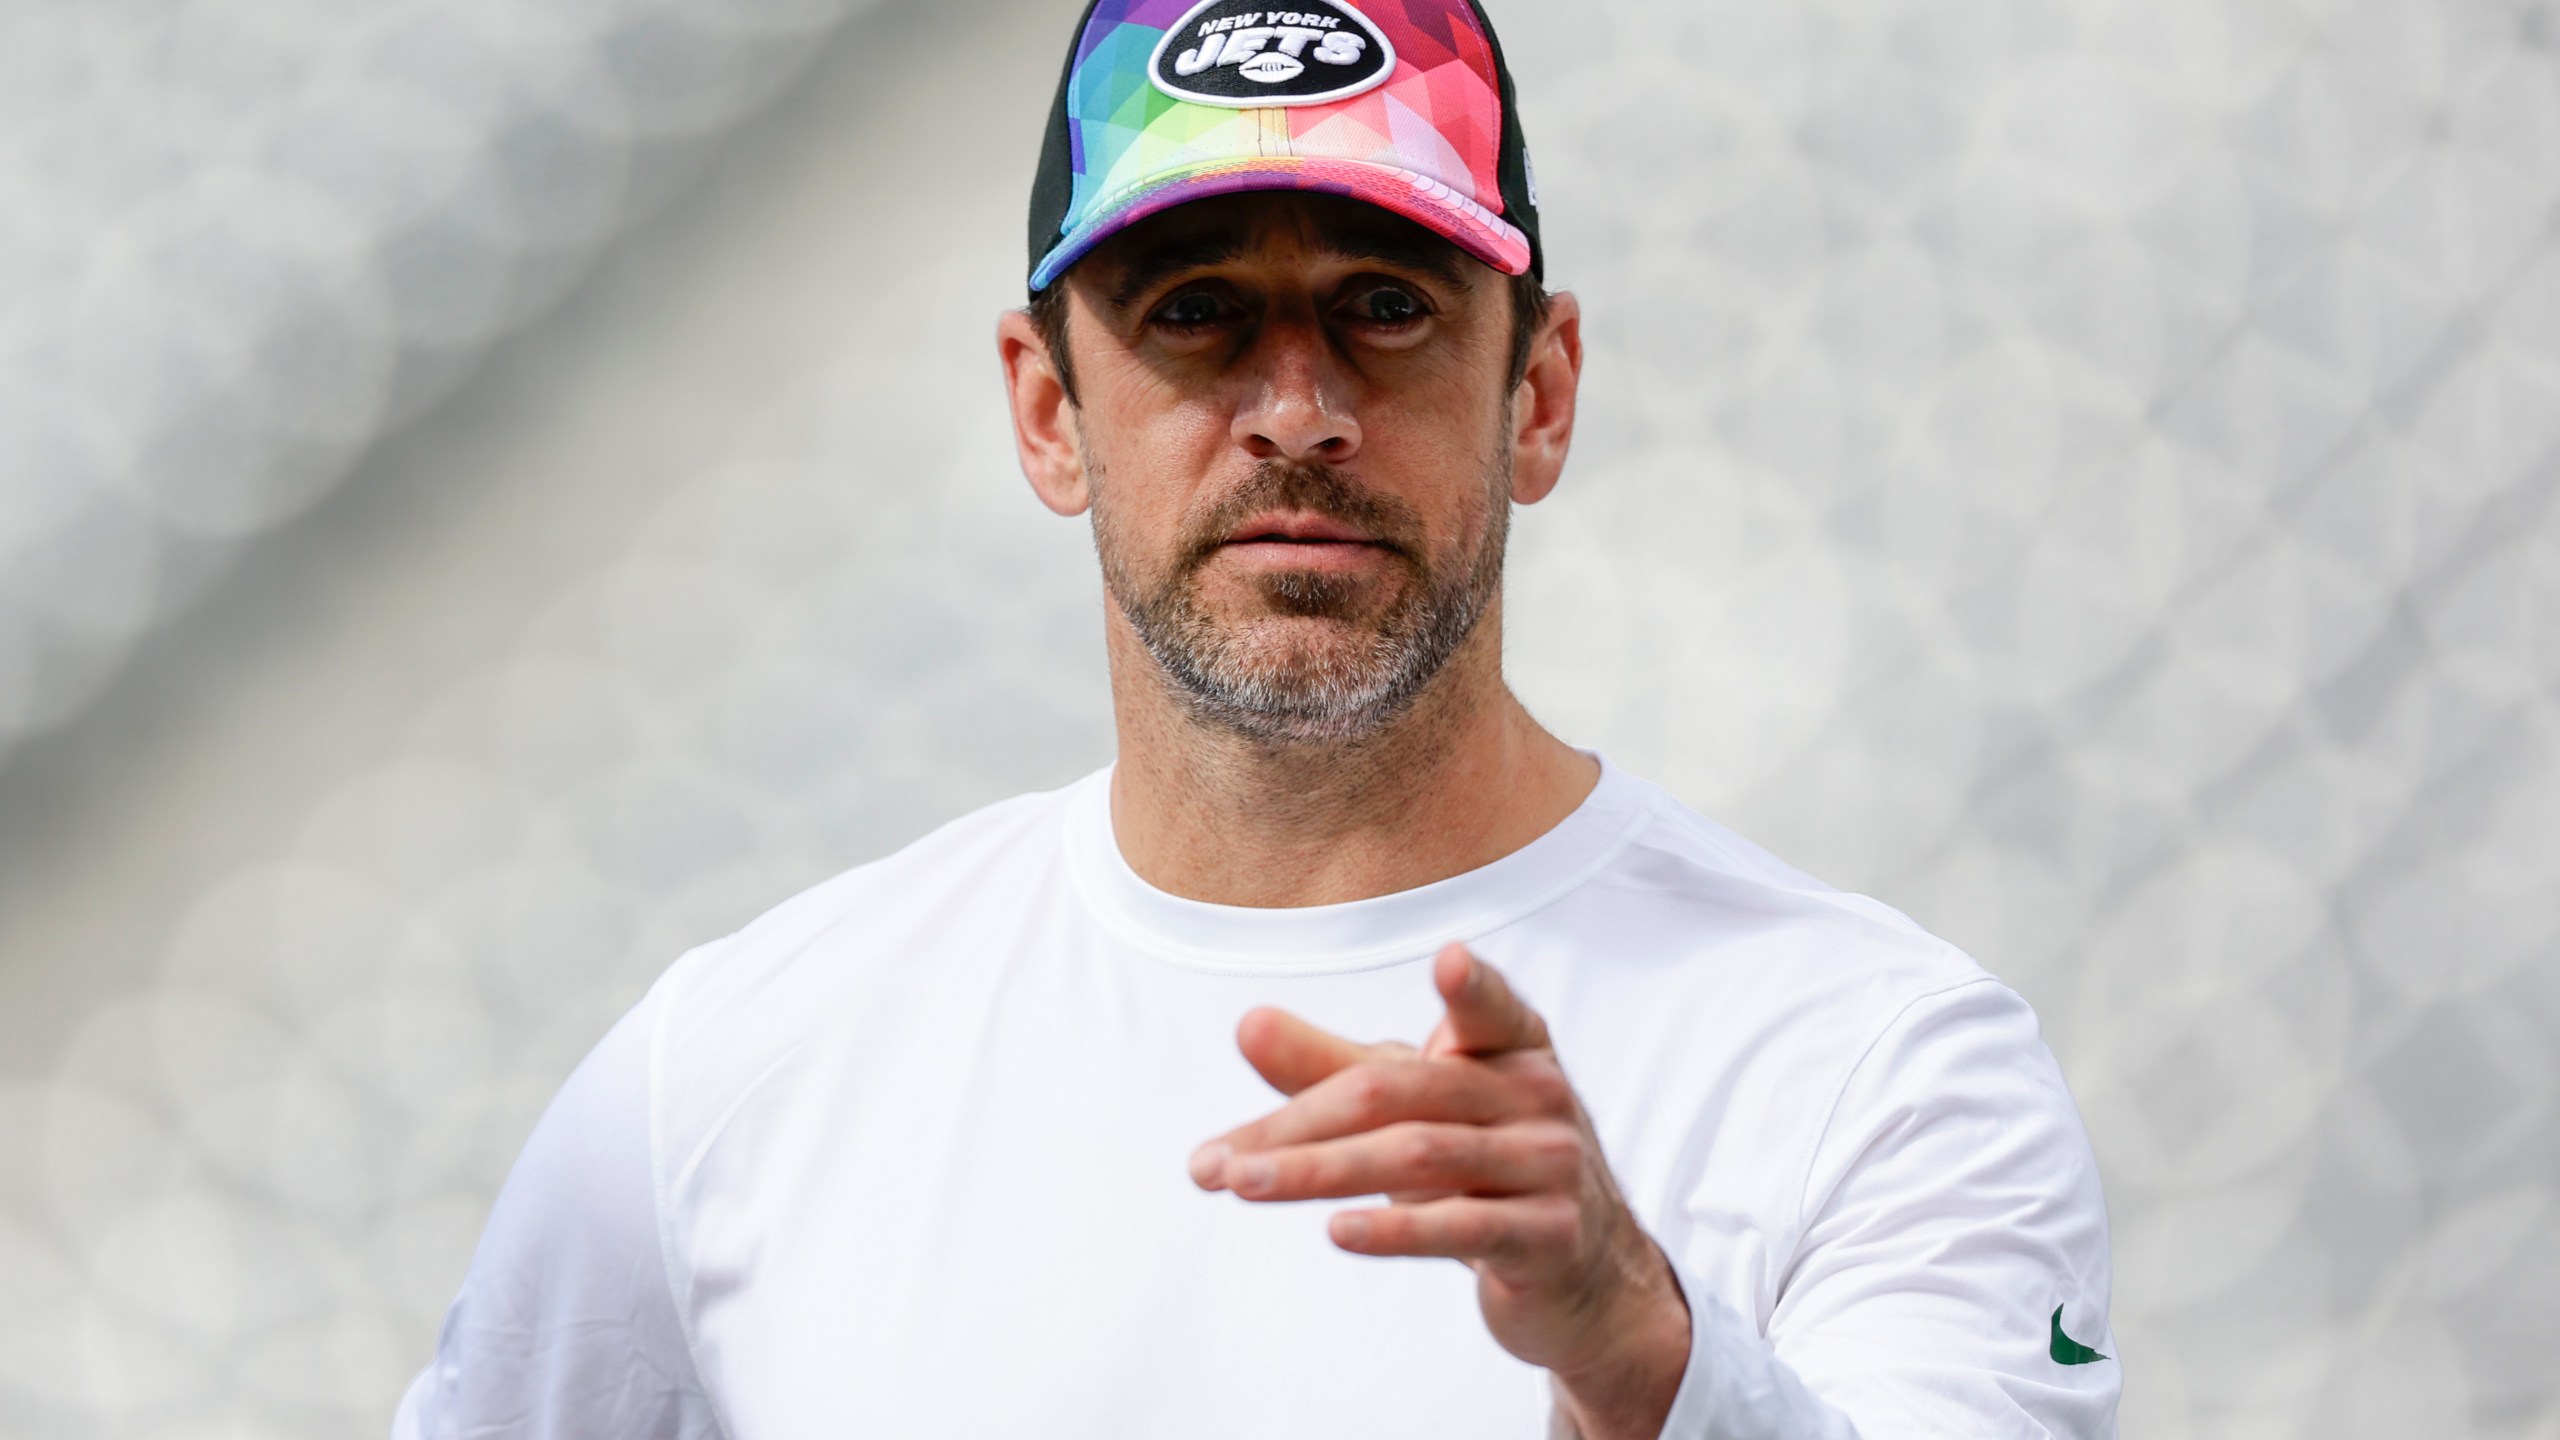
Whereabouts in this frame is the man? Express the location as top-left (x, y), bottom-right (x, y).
top-left (396, 1), bottom-right (2119, 1436)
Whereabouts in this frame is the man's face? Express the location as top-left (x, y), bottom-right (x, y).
top-left (1055, 192), bottom-right (1523, 744)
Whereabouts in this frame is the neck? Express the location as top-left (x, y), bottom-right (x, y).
top-left (1104, 599), bottom-right (1600, 908)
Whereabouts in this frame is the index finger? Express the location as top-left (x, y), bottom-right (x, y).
top-left (1216, 1054), bottom-right (1524, 1156)
top-left (1235, 1005), bottom-right (1374, 1097)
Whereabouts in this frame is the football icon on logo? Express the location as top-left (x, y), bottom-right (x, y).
top-left (1238, 52), bottom-right (1306, 84)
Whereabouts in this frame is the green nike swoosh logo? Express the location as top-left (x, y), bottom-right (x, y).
top-left (2050, 1305), bottom-right (2108, 1365)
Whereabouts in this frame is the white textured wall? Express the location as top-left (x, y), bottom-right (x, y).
top-left (0, 1), bottom-right (2554, 1437)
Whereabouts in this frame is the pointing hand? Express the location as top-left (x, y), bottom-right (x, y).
top-left (1190, 943), bottom-right (1692, 1440)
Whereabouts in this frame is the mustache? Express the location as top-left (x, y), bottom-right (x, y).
top-left (1179, 461), bottom-right (1423, 568)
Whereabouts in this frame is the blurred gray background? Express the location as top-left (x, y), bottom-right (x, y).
top-left (2, 0), bottom-right (2555, 1435)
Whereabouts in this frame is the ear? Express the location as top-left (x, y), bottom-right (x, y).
top-left (997, 305), bottom-right (1090, 517)
top-left (1507, 290), bottom-right (1582, 507)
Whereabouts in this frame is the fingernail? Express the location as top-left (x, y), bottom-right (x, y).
top-left (1230, 1155), bottom-right (1276, 1195)
top-left (1189, 1142), bottom-right (1230, 1189)
top-left (1334, 1212), bottom-right (1372, 1246)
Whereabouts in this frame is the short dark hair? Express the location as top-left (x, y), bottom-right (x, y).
top-left (1027, 267), bottom-right (1554, 410)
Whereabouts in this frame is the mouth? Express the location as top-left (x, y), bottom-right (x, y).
top-left (1214, 511), bottom-right (1390, 575)
top-left (1220, 511), bottom-right (1380, 547)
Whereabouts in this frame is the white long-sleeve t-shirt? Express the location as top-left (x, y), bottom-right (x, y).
top-left (395, 757), bottom-right (2119, 1439)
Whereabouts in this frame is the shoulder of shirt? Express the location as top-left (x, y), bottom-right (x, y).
top-left (633, 775), bottom-right (1088, 1118)
top-left (1604, 766), bottom-right (2005, 1019)
top-left (1597, 773), bottom-right (2063, 1206)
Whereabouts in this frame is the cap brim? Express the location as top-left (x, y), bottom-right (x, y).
top-left (1028, 155), bottom-right (1534, 292)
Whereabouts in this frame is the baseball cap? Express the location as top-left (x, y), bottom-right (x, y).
top-left (1025, 0), bottom-right (1543, 293)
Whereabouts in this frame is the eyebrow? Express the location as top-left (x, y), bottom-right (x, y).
top-left (1107, 234), bottom-right (1249, 310)
top-left (1320, 229), bottom-right (1472, 289)
top-left (1102, 224), bottom-right (1475, 311)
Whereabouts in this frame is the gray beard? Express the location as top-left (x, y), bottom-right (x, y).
top-left (1094, 455), bottom-right (1510, 746)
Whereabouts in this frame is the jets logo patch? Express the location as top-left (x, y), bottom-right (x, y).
top-left (1149, 0), bottom-right (1395, 108)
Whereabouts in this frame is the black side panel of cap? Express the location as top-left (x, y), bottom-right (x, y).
top-left (1027, 0), bottom-right (1107, 292)
top-left (1464, 0), bottom-right (1543, 283)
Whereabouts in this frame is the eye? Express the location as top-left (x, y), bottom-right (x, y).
top-left (1341, 282), bottom-right (1429, 328)
top-left (1151, 285), bottom-right (1240, 333)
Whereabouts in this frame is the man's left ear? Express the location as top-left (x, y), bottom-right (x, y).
top-left (1508, 291), bottom-right (1583, 507)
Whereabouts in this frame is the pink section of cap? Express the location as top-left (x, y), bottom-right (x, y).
top-left (1029, 154), bottom-right (1533, 292)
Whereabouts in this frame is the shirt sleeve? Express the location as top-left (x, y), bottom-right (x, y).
top-left (1657, 978), bottom-right (2119, 1440)
top-left (391, 989), bottom-right (723, 1440)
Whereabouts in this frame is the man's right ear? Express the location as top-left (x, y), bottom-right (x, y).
top-left (996, 308), bottom-right (1090, 517)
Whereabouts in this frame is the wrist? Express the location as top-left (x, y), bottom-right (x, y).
top-left (1550, 1244), bottom-right (1692, 1440)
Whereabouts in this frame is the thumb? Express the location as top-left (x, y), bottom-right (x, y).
top-left (1424, 943), bottom-right (1551, 1058)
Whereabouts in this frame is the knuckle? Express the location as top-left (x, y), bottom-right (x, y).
top-left (1519, 1064), bottom-right (1575, 1115)
top-left (1343, 1067), bottom-right (1393, 1117)
top-left (1402, 1126), bottom-right (1458, 1172)
top-left (1415, 1066), bottom-right (1466, 1116)
top-left (1511, 1199), bottom-right (1574, 1260)
top-left (1526, 1124), bottom-right (1585, 1179)
top-left (1554, 1197), bottom-right (1592, 1247)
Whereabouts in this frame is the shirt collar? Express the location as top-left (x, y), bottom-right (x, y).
top-left (1062, 752), bottom-right (1648, 974)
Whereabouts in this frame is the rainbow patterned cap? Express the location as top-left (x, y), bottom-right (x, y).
top-left (1026, 0), bottom-right (1542, 292)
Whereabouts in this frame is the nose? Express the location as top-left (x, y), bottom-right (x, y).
top-left (1232, 315), bottom-right (1360, 464)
